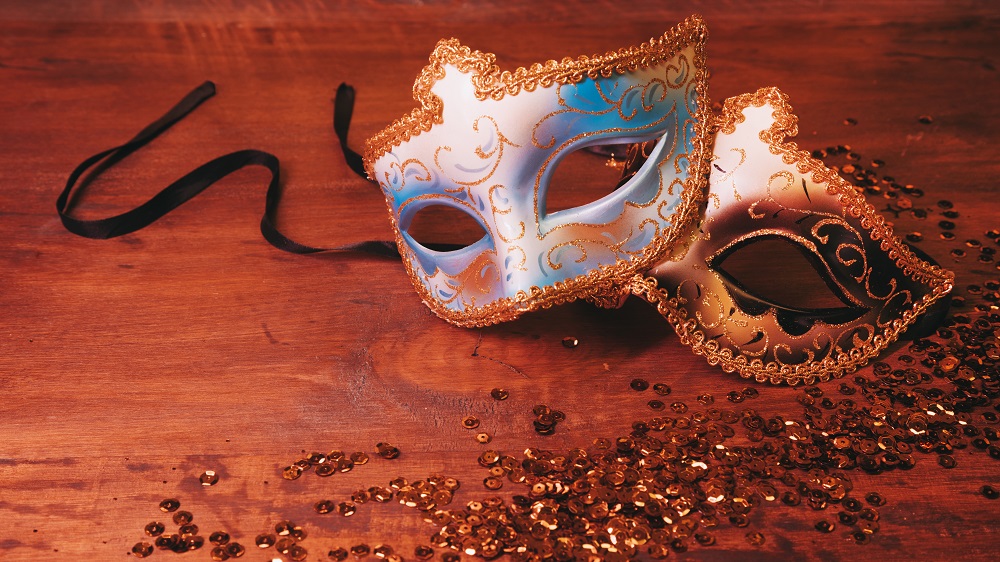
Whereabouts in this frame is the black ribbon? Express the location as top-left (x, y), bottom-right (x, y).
top-left (56, 81), bottom-right (408, 258)
top-left (334, 82), bottom-right (370, 180)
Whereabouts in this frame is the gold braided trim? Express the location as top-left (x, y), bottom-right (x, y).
top-left (363, 14), bottom-right (709, 176)
top-left (630, 87), bottom-right (955, 385)
top-left (632, 274), bottom-right (952, 386)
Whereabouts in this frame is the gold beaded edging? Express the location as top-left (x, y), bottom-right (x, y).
top-left (363, 15), bottom-right (710, 177)
top-left (377, 18), bottom-right (712, 328)
top-left (631, 87), bottom-right (955, 385)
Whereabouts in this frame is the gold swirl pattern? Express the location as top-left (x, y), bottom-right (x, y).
top-left (433, 116), bottom-right (517, 188)
top-left (639, 87), bottom-right (954, 385)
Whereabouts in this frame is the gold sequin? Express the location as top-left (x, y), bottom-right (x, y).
top-left (158, 498), bottom-right (180, 513)
top-left (199, 470), bottom-right (219, 486)
top-left (376, 442), bottom-right (401, 459)
top-left (144, 522), bottom-right (165, 537)
top-left (171, 511), bottom-right (193, 526)
top-left (337, 501), bottom-right (357, 517)
top-left (227, 542), bottom-right (246, 557)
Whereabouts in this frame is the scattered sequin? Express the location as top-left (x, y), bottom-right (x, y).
top-left (815, 520), bottom-right (836, 533)
top-left (132, 542), bottom-right (154, 558)
top-left (274, 522), bottom-right (294, 537)
top-left (158, 498), bottom-right (180, 513)
top-left (144, 522), bottom-right (165, 537)
top-left (227, 543), bottom-right (246, 558)
top-left (271, 538), bottom-right (292, 554)
top-left (376, 442), bottom-right (400, 459)
top-left (352, 489), bottom-right (371, 504)
top-left (199, 470), bottom-right (219, 486)
top-left (865, 492), bottom-right (886, 507)
top-left (561, 337), bottom-right (579, 348)
top-left (532, 404), bottom-right (561, 435)
top-left (490, 388), bottom-right (509, 401)
top-left (839, 511), bottom-right (859, 525)
top-left (337, 501), bottom-right (356, 517)
top-left (171, 511), bottom-right (193, 526)
top-left (372, 486), bottom-right (394, 502)
top-left (288, 545), bottom-right (308, 561)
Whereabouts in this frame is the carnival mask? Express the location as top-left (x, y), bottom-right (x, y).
top-left (632, 88), bottom-right (954, 384)
top-left (364, 16), bottom-right (710, 327)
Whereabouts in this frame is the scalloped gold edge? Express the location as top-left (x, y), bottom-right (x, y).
top-left (630, 87), bottom-right (955, 385)
top-left (363, 14), bottom-right (709, 177)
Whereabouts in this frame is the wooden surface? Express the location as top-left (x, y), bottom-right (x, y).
top-left (2, 1), bottom-right (1000, 560)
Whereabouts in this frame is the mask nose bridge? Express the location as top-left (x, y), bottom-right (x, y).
top-left (474, 142), bottom-right (548, 299)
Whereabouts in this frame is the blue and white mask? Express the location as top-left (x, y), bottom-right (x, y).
top-left (364, 16), bottom-right (711, 327)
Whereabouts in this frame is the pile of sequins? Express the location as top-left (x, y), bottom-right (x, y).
top-left (131, 499), bottom-right (246, 560)
top-left (281, 450), bottom-right (372, 481)
top-left (129, 119), bottom-right (1000, 559)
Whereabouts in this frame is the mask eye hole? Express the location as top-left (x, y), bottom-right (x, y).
top-left (710, 235), bottom-right (869, 335)
top-left (544, 139), bottom-right (658, 216)
top-left (403, 204), bottom-right (489, 251)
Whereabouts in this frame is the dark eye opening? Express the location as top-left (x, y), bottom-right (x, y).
top-left (709, 235), bottom-right (869, 336)
top-left (544, 139), bottom-right (659, 216)
top-left (403, 204), bottom-right (488, 251)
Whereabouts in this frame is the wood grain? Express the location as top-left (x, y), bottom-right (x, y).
top-left (1, 1), bottom-right (999, 560)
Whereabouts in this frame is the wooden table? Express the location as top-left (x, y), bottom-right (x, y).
top-left (2, 1), bottom-right (999, 560)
